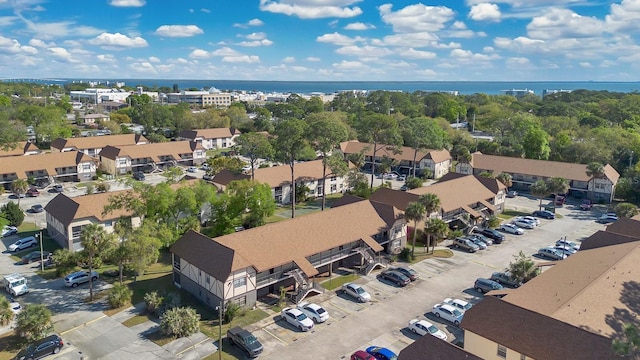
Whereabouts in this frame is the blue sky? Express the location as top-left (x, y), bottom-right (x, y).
top-left (0, 0), bottom-right (638, 81)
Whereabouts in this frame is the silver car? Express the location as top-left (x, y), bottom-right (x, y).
top-left (538, 247), bottom-right (567, 260)
top-left (64, 271), bottom-right (99, 287)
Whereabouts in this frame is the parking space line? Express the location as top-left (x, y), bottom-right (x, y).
top-left (470, 260), bottom-right (500, 270)
top-left (59, 314), bottom-right (107, 336)
top-left (262, 327), bottom-right (288, 345)
top-left (327, 299), bottom-right (359, 316)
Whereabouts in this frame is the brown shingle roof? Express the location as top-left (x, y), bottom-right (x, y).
top-left (250, 159), bottom-right (355, 188)
top-left (438, 172), bottom-right (507, 193)
top-left (500, 241), bottom-right (640, 338)
top-left (178, 128), bottom-right (240, 140)
top-left (340, 140), bottom-right (451, 163)
top-left (0, 151), bottom-right (95, 179)
top-left (469, 152), bottom-right (620, 183)
top-left (408, 175), bottom-right (498, 212)
top-left (579, 230), bottom-right (640, 251)
top-left (604, 217), bottom-right (640, 239)
top-left (50, 134), bottom-right (148, 151)
top-left (461, 296), bottom-right (619, 360)
top-left (210, 169), bottom-right (250, 187)
top-left (44, 190), bottom-right (134, 226)
top-left (0, 141), bottom-right (40, 157)
top-left (398, 333), bottom-right (482, 360)
top-left (99, 141), bottom-right (204, 162)
top-left (172, 200), bottom-right (397, 277)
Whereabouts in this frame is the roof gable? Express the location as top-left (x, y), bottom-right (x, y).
top-left (99, 140), bottom-right (203, 162)
top-left (399, 334), bottom-right (482, 360)
top-left (44, 191), bottom-right (135, 225)
top-left (0, 151), bottom-right (95, 179)
top-left (50, 134), bottom-right (148, 151)
top-left (0, 141), bottom-right (40, 157)
top-left (170, 230), bottom-right (244, 280)
top-left (44, 194), bottom-right (80, 226)
top-left (408, 176), bottom-right (498, 212)
top-left (251, 159), bottom-right (354, 187)
top-left (178, 128), bottom-right (239, 140)
top-left (340, 140), bottom-right (451, 163)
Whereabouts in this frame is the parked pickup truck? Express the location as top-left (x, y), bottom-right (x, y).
top-left (227, 326), bottom-right (263, 358)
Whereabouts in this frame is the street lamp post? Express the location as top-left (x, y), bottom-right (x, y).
top-left (37, 230), bottom-right (44, 272)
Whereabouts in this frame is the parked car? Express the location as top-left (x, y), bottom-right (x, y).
top-left (490, 271), bottom-right (522, 288)
top-left (519, 216), bottom-right (540, 226)
top-left (378, 270), bottom-right (411, 287)
top-left (533, 210), bottom-right (555, 219)
top-left (474, 228), bottom-right (505, 243)
top-left (382, 172), bottom-right (398, 180)
top-left (597, 214), bottom-right (618, 224)
top-left (554, 195), bottom-right (566, 206)
top-left (555, 239), bottom-right (580, 251)
top-left (13, 192), bottom-right (26, 199)
top-left (1, 225), bottom-right (18, 237)
top-left (15, 334), bottom-right (64, 360)
top-left (10, 299), bottom-right (22, 315)
top-left (297, 302), bottom-right (329, 323)
top-left (397, 175), bottom-right (406, 182)
top-left (465, 236), bottom-right (487, 250)
top-left (506, 190), bottom-right (518, 198)
top-left (64, 270), bottom-right (99, 287)
top-left (8, 236), bottom-right (37, 252)
top-left (281, 307), bottom-right (314, 331)
top-left (366, 346), bottom-right (398, 360)
top-left (351, 350), bottom-right (376, 360)
top-left (408, 319), bottom-right (448, 340)
top-left (580, 199), bottom-right (594, 210)
top-left (132, 172), bottom-right (146, 181)
top-left (538, 247), bottom-right (567, 260)
top-left (203, 174), bottom-right (213, 181)
top-left (432, 304), bottom-right (464, 326)
top-left (187, 166), bottom-right (197, 173)
top-left (26, 187), bottom-right (40, 197)
top-left (443, 298), bottom-right (473, 313)
top-left (21, 251), bottom-right (51, 264)
top-left (31, 204), bottom-right (44, 213)
top-left (52, 184), bottom-right (64, 192)
top-left (512, 219), bottom-right (535, 229)
top-left (452, 237), bottom-right (480, 253)
top-left (554, 245), bottom-right (577, 256)
top-left (341, 283), bottom-right (371, 303)
top-left (474, 278), bottom-right (504, 294)
top-left (226, 326), bottom-right (263, 358)
top-left (390, 266), bottom-right (419, 281)
top-left (467, 233), bottom-right (492, 246)
top-left (500, 223), bottom-right (524, 235)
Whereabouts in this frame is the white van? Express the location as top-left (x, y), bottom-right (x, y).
top-left (2, 273), bottom-right (29, 296)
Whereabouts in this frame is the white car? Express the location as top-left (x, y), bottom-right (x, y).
top-left (1, 225), bottom-right (18, 237)
top-left (512, 219), bottom-right (535, 230)
top-left (10, 300), bottom-right (22, 315)
top-left (518, 216), bottom-right (540, 226)
top-left (500, 223), bottom-right (524, 235)
top-left (382, 173), bottom-right (398, 180)
top-left (443, 298), bottom-right (473, 313)
top-left (281, 307), bottom-right (314, 331)
top-left (408, 319), bottom-right (448, 340)
top-left (555, 240), bottom-right (580, 251)
top-left (432, 304), bottom-right (464, 326)
top-left (341, 283), bottom-right (371, 303)
top-left (8, 236), bottom-right (37, 252)
top-left (297, 302), bottom-right (329, 323)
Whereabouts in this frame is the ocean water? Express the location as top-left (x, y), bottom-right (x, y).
top-left (7, 78), bottom-right (640, 95)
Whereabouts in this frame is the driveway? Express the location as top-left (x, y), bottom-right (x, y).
top-left (253, 195), bottom-right (607, 359)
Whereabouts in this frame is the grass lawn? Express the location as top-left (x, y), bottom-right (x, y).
top-left (498, 209), bottom-right (532, 219)
top-left (9, 231), bottom-right (61, 263)
top-left (17, 222), bottom-right (39, 232)
top-left (407, 248), bottom-right (454, 263)
top-left (320, 273), bottom-right (359, 291)
top-left (0, 331), bottom-right (22, 360)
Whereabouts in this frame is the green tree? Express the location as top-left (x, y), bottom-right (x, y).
top-left (353, 113), bottom-right (401, 188)
top-left (206, 156), bottom-right (246, 177)
top-left (401, 117), bottom-right (449, 177)
top-left (425, 218), bottom-right (448, 254)
top-left (615, 202), bottom-right (639, 218)
top-left (496, 173), bottom-right (513, 189)
top-left (507, 251), bottom-right (540, 284)
top-left (405, 177), bottom-right (423, 189)
top-left (418, 193), bottom-right (441, 254)
top-left (478, 171), bottom-right (495, 178)
top-left (160, 307), bottom-right (200, 338)
top-left (307, 113), bottom-right (349, 210)
top-left (15, 304), bottom-right (53, 342)
top-left (0, 117), bottom-right (25, 151)
top-left (531, 180), bottom-right (550, 211)
top-left (125, 223), bottom-right (163, 280)
top-left (80, 224), bottom-right (116, 301)
top-left (546, 177), bottom-right (569, 212)
top-left (273, 118), bottom-right (309, 218)
top-left (404, 202), bottom-right (426, 257)
top-left (234, 132), bottom-right (273, 180)
top-left (612, 323), bottom-right (640, 358)
top-left (0, 201), bottom-right (24, 226)
top-left (0, 297), bottom-right (13, 326)
top-left (11, 179), bottom-right (29, 205)
top-left (522, 126), bottom-right (551, 159)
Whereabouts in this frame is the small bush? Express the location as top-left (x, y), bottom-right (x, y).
top-left (399, 247), bottom-right (414, 262)
top-left (144, 291), bottom-right (164, 316)
top-left (108, 283), bottom-right (132, 309)
top-left (85, 184), bottom-right (94, 195)
top-left (487, 216), bottom-right (501, 229)
top-left (158, 292), bottom-right (181, 316)
top-left (224, 302), bottom-right (240, 324)
top-left (96, 182), bottom-right (110, 193)
top-left (160, 307), bottom-right (200, 338)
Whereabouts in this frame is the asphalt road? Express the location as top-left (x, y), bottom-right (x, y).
top-left (253, 195), bottom-right (608, 359)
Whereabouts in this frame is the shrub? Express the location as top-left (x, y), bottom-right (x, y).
top-left (487, 216), bottom-right (501, 229)
top-left (158, 292), bottom-right (181, 316)
top-left (85, 184), bottom-right (94, 195)
top-left (144, 291), bottom-right (164, 316)
top-left (96, 182), bottom-right (110, 193)
top-left (160, 307), bottom-right (200, 338)
top-left (0, 297), bottom-right (13, 326)
top-left (405, 177), bottom-right (423, 189)
top-left (399, 247), bottom-right (414, 262)
top-left (108, 283), bottom-right (132, 309)
top-left (0, 201), bottom-right (24, 227)
top-left (52, 249), bottom-right (79, 277)
top-left (224, 302), bottom-right (241, 324)
top-left (15, 304), bottom-right (53, 342)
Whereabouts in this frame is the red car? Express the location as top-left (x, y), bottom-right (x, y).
top-left (26, 187), bottom-right (40, 197)
top-left (351, 351), bottom-right (375, 360)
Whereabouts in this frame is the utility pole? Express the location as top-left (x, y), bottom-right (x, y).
top-left (630, 151), bottom-right (634, 168)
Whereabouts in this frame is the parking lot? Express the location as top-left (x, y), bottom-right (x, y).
top-left (249, 194), bottom-right (609, 359)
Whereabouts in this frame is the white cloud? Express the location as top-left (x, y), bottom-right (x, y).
top-left (129, 62), bottom-right (157, 74)
top-left (372, 32), bottom-right (440, 48)
top-left (237, 39), bottom-right (273, 47)
top-left (89, 32), bottom-right (148, 48)
top-left (316, 32), bottom-right (365, 46)
top-left (579, 62), bottom-right (593, 68)
top-left (527, 8), bottom-right (605, 40)
top-left (399, 48), bottom-right (437, 59)
top-left (333, 60), bottom-right (368, 70)
top-left (49, 47), bottom-right (77, 62)
top-left (201, 8), bottom-right (211, 13)
top-left (149, 56), bottom-right (160, 63)
top-left (283, 56), bottom-right (296, 63)
top-left (155, 25), bottom-right (204, 38)
top-left (234, 18), bottom-right (264, 28)
top-left (189, 49), bottom-right (211, 59)
top-left (416, 69), bottom-right (438, 77)
top-left (222, 55), bottom-right (260, 63)
top-left (0, 35), bottom-right (37, 54)
top-left (97, 54), bottom-right (116, 63)
top-left (378, 3), bottom-right (455, 33)
top-left (505, 57), bottom-right (532, 68)
top-left (345, 22), bottom-right (375, 30)
top-left (450, 48), bottom-right (500, 61)
top-left (192, 47), bottom-right (261, 63)
top-left (246, 32), bottom-right (267, 40)
top-left (468, 3), bottom-right (501, 22)
top-left (306, 56), bottom-right (321, 61)
top-left (109, 0), bottom-right (145, 7)
top-left (28, 39), bottom-right (54, 48)
top-left (259, 0), bottom-right (362, 19)
top-left (335, 45), bottom-right (393, 57)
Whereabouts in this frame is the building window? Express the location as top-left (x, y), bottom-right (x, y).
top-left (497, 344), bottom-right (507, 358)
top-left (233, 277), bottom-right (247, 288)
top-left (104, 221), bottom-right (113, 227)
top-left (82, 164), bottom-right (91, 171)
top-left (118, 159), bottom-right (127, 166)
top-left (520, 355), bottom-right (526, 360)
top-left (173, 255), bottom-right (181, 270)
top-left (206, 275), bottom-right (210, 284)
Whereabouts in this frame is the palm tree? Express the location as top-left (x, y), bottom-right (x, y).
top-left (425, 218), bottom-right (449, 254)
top-left (530, 180), bottom-right (550, 211)
top-left (547, 177), bottom-right (570, 212)
top-left (0, 296), bottom-right (13, 326)
top-left (418, 193), bottom-right (441, 254)
top-left (586, 162), bottom-right (605, 200)
top-left (496, 173), bottom-right (513, 189)
top-left (11, 179), bottom-right (29, 205)
top-left (614, 203), bottom-right (639, 218)
top-left (405, 202), bottom-right (426, 257)
top-left (80, 224), bottom-right (116, 301)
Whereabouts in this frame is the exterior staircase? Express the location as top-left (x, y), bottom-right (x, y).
top-left (353, 247), bottom-right (388, 275)
top-left (286, 269), bottom-right (324, 304)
